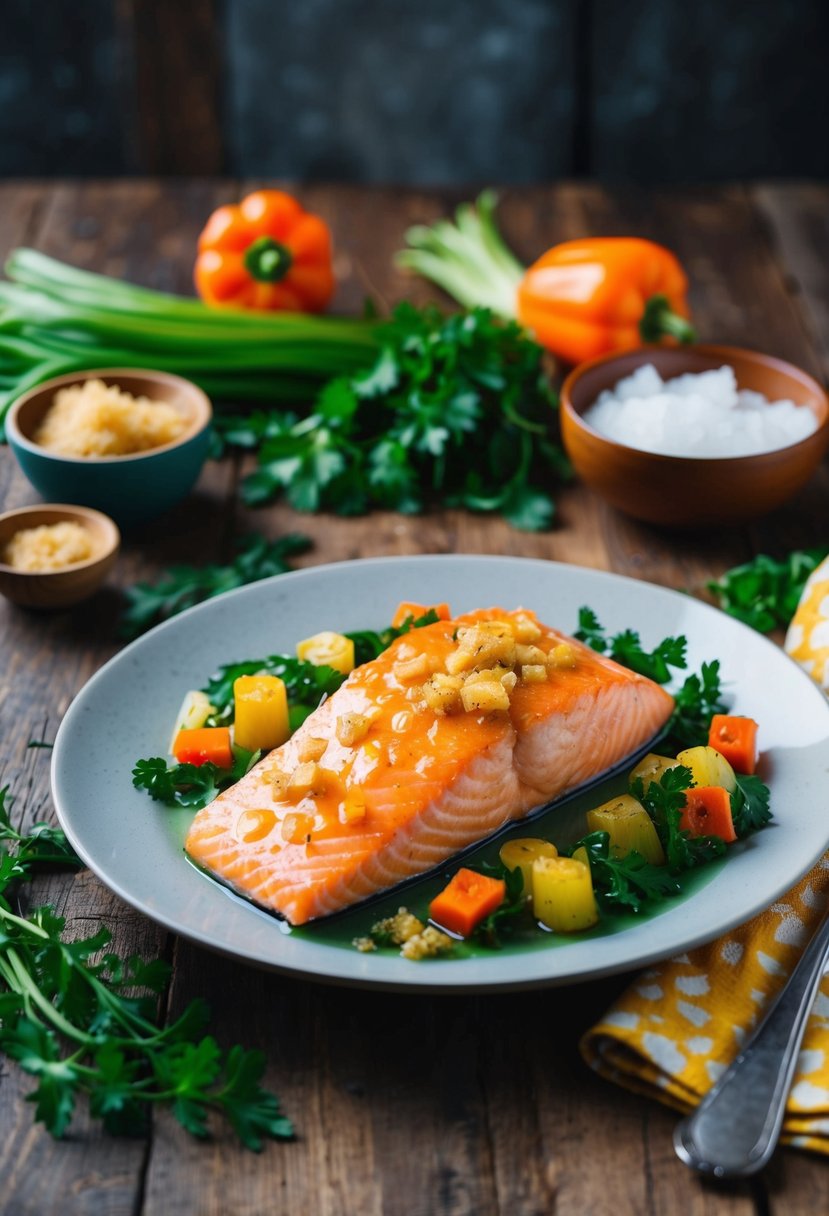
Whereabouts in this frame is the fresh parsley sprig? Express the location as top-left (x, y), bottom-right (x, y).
top-left (132, 747), bottom-right (260, 811)
top-left (217, 304), bottom-right (569, 532)
top-left (730, 773), bottom-right (773, 837)
top-left (708, 550), bottom-right (827, 634)
top-left (120, 533), bottom-right (312, 640)
top-left (0, 787), bottom-right (291, 1147)
top-left (571, 832), bottom-right (681, 913)
top-left (574, 607), bottom-right (687, 683)
top-left (630, 767), bottom-right (727, 871)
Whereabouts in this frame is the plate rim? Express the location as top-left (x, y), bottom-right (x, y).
top-left (51, 553), bottom-right (829, 993)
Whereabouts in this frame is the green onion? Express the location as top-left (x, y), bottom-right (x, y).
top-left (0, 250), bottom-right (380, 430)
top-left (396, 190), bottom-right (523, 318)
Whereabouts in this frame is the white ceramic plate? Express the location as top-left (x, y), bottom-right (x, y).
top-left (52, 556), bottom-right (829, 992)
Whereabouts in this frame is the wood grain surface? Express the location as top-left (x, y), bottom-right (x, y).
top-left (0, 181), bottom-right (827, 1216)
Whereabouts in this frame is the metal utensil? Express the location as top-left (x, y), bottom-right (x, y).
top-left (674, 903), bottom-right (829, 1178)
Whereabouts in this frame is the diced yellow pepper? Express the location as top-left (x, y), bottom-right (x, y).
top-left (629, 752), bottom-right (679, 790)
top-left (233, 674), bottom-right (289, 753)
top-left (676, 745), bottom-right (737, 793)
top-left (585, 794), bottom-right (665, 865)
top-left (296, 631), bottom-right (355, 675)
top-left (521, 664), bottom-right (547, 684)
top-left (499, 837), bottom-right (558, 893)
top-left (532, 857), bottom-right (599, 933)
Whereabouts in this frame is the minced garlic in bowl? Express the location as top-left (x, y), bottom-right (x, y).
top-left (34, 378), bottom-right (187, 458)
top-left (3, 520), bottom-right (96, 572)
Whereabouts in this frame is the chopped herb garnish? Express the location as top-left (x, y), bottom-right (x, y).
top-left (471, 861), bottom-right (527, 948)
top-left (571, 831), bottom-right (681, 913)
top-left (630, 767), bottom-right (727, 872)
top-left (574, 607), bottom-right (687, 683)
top-left (730, 773), bottom-right (773, 838)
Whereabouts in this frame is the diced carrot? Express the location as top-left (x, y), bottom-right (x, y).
top-left (679, 786), bottom-right (737, 843)
top-left (707, 714), bottom-right (758, 775)
top-left (173, 726), bottom-right (233, 769)
top-left (428, 867), bottom-right (505, 937)
top-left (391, 601), bottom-right (451, 629)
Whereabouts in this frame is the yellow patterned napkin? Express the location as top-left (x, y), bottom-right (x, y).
top-left (581, 854), bottom-right (829, 1153)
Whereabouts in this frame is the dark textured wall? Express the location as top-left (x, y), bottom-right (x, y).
top-left (2, 0), bottom-right (827, 181)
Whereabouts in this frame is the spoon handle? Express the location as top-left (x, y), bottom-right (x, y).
top-left (674, 906), bottom-right (829, 1178)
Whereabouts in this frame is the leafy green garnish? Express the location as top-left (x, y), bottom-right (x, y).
top-left (707, 550), bottom-right (827, 633)
top-left (120, 533), bottom-right (312, 639)
top-left (574, 607), bottom-right (687, 683)
top-left (730, 773), bottom-right (773, 838)
top-left (666, 661), bottom-right (726, 749)
top-left (0, 787), bottom-right (291, 1147)
top-left (572, 832), bottom-right (681, 913)
top-left (630, 767), bottom-right (727, 871)
top-left (471, 861), bottom-right (527, 948)
top-left (217, 304), bottom-right (569, 531)
top-left (132, 747), bottom-right (260, 810)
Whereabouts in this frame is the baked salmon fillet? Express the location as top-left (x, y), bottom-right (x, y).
top-left (185, 608), bottom-right (674, 924)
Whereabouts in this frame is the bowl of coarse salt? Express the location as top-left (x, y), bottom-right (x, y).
top-left (560, 345), bottom-right (829, 527)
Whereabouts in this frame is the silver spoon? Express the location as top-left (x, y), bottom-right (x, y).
top-left (674, 903), bottom-right (829, 1178)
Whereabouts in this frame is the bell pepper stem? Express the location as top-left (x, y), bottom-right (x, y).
top-left (244, 237), bottom-right (294, 283)
top-left (639, 294), bottom-right (697, 345)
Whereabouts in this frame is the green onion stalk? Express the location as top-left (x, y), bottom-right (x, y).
top-left (0, 249), bottom-right (381, 432)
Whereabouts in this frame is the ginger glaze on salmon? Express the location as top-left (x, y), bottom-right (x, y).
top-left (184, 609), bottom-right (674, 924)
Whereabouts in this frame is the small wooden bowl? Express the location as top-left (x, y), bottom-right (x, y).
top-left (0, 504), bottom-right (120, 609)
top-left (7, 369), bottom-right (212, 527)
top-left (560, 345), bottom-right (829, 527)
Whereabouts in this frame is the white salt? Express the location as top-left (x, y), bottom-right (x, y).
top-left (583, 364), bottom-right (818, 458)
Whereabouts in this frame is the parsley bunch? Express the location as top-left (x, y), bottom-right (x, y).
top-left (0, 787), bottom-right (291, 1147)
top-left (708, 550), bottom-right (827, 634)
top-left (215, 304), bottom-right (569, 531)
top-left (120, 533), bottom-right (312, 640)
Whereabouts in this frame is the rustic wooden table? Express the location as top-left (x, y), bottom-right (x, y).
top-left (0, 181), bottom-right (827, 1216)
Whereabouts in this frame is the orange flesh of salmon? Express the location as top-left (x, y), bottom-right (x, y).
top-left (184, 609), bottom-right (674, 924)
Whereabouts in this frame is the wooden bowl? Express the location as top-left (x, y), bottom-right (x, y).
top-left (0, 504), bottom-right (120, 609)
top-left (560, 345), bottom-right (829, 527)
top-left (7, 369), bottom-right (212, 527)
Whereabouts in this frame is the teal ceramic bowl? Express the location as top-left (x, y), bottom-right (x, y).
top-left (7, 369), bottom-right (212, 527)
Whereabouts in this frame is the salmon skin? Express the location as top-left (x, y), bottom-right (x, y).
top-left (185, 609), bottom-right (674, 925)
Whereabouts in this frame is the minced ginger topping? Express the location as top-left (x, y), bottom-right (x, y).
top-left (263, 613), bottom-right (579, 842)
top-left (35, 378), bottom-right (186, 457)
top-left (417, 614), bottom-right (576, 717)
top-left (3, 520), bottom-right (95, 571)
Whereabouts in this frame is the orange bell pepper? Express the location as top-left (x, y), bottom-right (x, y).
top-left (707, 714), bottom-right (758, 775)
top-left (516, 237), bottom-right (695, 365)
top-left (429, 868), bottom-right (506, 937)
top-left (172, 727), bottom-right (233, 769)
top-left (679, 786), bottom-right (737, 844)
top-left (194, 189), bottom-right (335, 313)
